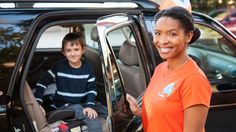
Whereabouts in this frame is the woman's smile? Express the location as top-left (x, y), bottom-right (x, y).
top-left (158, 47), bottom-right (173, 54)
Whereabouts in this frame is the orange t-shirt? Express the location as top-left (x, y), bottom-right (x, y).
top-left (142, 58), bottom-right (212, 132)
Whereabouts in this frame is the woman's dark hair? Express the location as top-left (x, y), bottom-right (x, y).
top-left (62, 32), bottom-right (86, 52)
top-left (154, 6), bottom-right (200, 44)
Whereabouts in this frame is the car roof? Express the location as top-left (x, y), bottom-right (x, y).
top-left (0, 0), bottom-right (159, 11)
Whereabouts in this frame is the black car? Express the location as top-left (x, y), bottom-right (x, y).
top-left (0, 0), bottom-right (236, 132)
top-left (0, 1), bottom-right (157, 131)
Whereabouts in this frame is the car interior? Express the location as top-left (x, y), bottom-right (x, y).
top-left (24, 24), bottom-right (110, 131)
top-left (117, 40), bottom-right (146, 98)
top-left (22, 16), bottom-right (236, 131)
top-left (23, 21), bottom-right (149, 131)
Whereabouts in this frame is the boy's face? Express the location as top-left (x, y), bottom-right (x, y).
top-left (62, 41), bottom-right (84, 67)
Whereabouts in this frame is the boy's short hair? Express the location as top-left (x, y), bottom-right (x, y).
top-left (62, 32), bottom-right (86, 52)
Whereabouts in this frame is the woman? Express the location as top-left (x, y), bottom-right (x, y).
top-left (126, 6), bottom-right (212, 132)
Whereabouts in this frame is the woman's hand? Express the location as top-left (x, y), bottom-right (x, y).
top-left (126, 93), bottom-right (142, 116)
top-left (83, 107), bottom-right (98, 119)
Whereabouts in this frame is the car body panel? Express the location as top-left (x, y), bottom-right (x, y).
top-left (0, 4), bottom-right (151, 131)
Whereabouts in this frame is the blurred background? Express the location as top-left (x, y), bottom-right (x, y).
top-left (152, 0), bottom-right (236, 35)
top-left (152, 0), bottom-right (235, 13)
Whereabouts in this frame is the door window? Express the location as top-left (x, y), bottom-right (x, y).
top-left (0, 20), bottom-right (29, 104)
top-left (189, 24), bottom-right (236, 92)
top-left (37, 24), bottom-right (98, 49)
top-left (103, 24), bottom-right (145, 131)
top-left (106, 26), bottom-right (146, 99)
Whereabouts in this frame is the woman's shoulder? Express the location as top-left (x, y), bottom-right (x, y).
top-left (154, 61), bottom-right (167, 71)
top-left (187, 58), bottom-right (207, 78)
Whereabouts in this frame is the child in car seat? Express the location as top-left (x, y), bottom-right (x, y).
top-left (34, 32), bottom-right (103, 132)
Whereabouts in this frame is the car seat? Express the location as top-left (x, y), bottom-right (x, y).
top-left (23, 81), bottom-right (110, 132)
top-left (117, 40), bottom-right (146, 98)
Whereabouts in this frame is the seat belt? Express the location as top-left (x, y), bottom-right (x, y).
top-left (24, 82), bottom-right (51, 132)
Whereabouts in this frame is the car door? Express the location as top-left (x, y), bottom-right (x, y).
top-left (190, 23), bottom-right (236, 132)
top-left (0, 8), bottom-right (39, 132)
top-left (96, 13), bottom-right (152, 131)
top-left (146, 11), bottom-right (236, 132)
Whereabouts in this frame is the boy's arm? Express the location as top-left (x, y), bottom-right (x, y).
top-left (34, 68), bottom-right (56, 105)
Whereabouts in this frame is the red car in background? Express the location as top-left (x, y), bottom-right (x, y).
top-left (220, 8), bottom-right (236, 34)
top-left (209, 8), bottom-right (236, 34)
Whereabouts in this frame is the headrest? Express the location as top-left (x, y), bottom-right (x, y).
top-left (90, 26), bottom-right (99, 42)
top-left (119, 40), bottom-right (139, 66)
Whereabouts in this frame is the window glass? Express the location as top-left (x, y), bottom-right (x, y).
top-left (109, 59), bottom-right (123, 113)
top-left (105, 25), bottom-right (144, 130)
top-left (107, 29), bottom-right (126, 47)
top-left (0, 22), bottom-right (28, 102)
top-left (105, 26), bottom-right (133, 112)
top-left (37, 23), bottom-right (98, 49)
top-left (189, 24), bottom-right (236, 81)
top-left (106, 25), bottom-right (145, 102)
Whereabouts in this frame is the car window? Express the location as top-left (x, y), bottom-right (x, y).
top-left (189, 24), bottom-right (236, 81)
top-left (106, 25), bottom-right (146, 99)
top-left (37, 23), bottom-right (98, 49)
top-left (148, 16), bottom-right (236, 91)
top-left (0, 20), bottom-right (28, 99)
top-left (107, 28), bottom-right (128, 47)
top-left (105, 27), bottom-right (129, 108)
top-left (191, 24), bottom-right (236, 56)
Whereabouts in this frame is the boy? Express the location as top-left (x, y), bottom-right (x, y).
top-left (34, 32), bottom-right (102, 132)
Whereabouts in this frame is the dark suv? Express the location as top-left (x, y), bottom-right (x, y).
top-left (0, 0), bottom-right (236, 132)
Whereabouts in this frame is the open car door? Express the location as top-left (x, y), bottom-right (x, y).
top-left (96, 13), bottom-right (151, 131)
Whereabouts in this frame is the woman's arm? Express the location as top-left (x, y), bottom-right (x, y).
top-left (184, 104), bottom-right (209, 132)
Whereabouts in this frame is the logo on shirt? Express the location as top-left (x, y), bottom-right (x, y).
top-left (158, 83), bottom-right (175, 98)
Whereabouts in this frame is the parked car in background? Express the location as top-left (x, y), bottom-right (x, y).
top-left (0, 0), bottom-right (236, 132)
top-left (209, 8), bottom-right (236, 34)
top-left (220, 8), bottom-right (236, 34)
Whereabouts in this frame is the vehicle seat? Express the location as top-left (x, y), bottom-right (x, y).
top-left (85, 47), bottom-right (106, 106)
top-left (90, 26), bottom-right (99, 43)
top-left (24, 81), bottom-right (52, 132)
top-left (24, 81), bottom-right (110, 132)
top-left (118, 40), bottom-right (146, 98)
top-left (89, 26), bottom-right (106, 105)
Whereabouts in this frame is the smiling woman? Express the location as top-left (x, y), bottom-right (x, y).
top-left (126, 6), bottom-right (212, 132)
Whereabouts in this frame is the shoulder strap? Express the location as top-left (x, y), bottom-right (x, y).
top-left (24, 81), bottom-right (51, 132)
